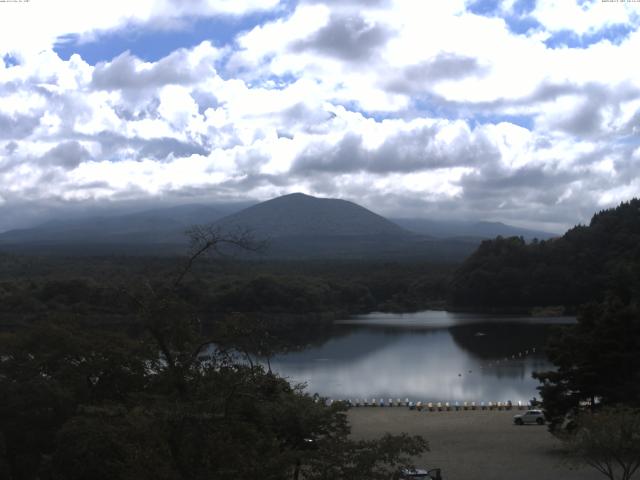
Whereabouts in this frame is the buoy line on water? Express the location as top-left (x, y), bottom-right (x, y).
top-left (312, 345), bottom-right (545, 410)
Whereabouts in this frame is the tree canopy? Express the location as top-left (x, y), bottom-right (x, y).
top-left (561, 406), bottom-right (640, 480)
top-left (0, 229), bottom-right (428, 480)
top-left (449, 198), bottom-right (640, 311)
top-left (533, 299), bottom-right (640, 431)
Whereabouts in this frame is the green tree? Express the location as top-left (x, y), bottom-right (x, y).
top-left (450, 198), bottom-right (640, 311)
top-left (0, 227), bottom-right (428, 480)
top-left (561, 406), bottom-right (640, 480)
top-left (534, 299), bottom-right (640, 431)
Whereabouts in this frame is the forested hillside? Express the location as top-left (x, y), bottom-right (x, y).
top-left (0, 230), bottom-right (428, 480)
top-left (0, 255), bottom-right (452, 331)
top-left (449, 199), bottom-right (640, 311)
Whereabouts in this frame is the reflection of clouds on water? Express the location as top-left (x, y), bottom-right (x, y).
top-left (268, 311), bottom-right (569, 403)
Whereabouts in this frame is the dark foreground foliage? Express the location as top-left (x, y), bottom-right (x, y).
top-left (0, 319), bottom-right (427, 480)
top-left (528, 204), bottom-right (640, 434)
top-left (560, 406), bottom-right (640, 480)
top-left (449, 198), bottom-right (640, 311)
top-left (0, 231), bottom-right (428, 480)
top-left (533, 298), bottom-right (640, 432)
top-left (0, 255), bottom-right (453, 328)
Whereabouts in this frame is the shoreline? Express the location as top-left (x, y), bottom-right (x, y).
top-left (338, 400), bottom-right (534, 410)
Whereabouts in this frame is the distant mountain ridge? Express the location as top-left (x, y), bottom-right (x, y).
top-left (0, 193), bottom-right (555, 260)
top-left (214, 193), bottom-right (408, 238)
top-left (392, 218), bottom-right (555, 241)
top-left (0, 204), bottom-right (242, 246)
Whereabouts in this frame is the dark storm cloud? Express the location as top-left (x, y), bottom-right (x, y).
top-left (286, 132), bottom-right (635, 231)
top-left (4, 141), bottom-right (18, 154)
top-left (0, 113), bottom-right (40, 140)
top-left (77, 131), bottom-right (209, 162)
top-left (294, 134), bottom-right (362, 173)
top-left (91, 48), bottom-right (213, 91)
top-left (191, 90), bottom-right (220, 114)
top-left (449, 141), bottom-right (637, 228)
top-left (281, 102), bottom-right (333, 123)
top-left (291, 14), bottom-right (392, 61)
top-left (292, 124), bottom-right (499, 174)
top-left (620, 109), bottom-right (640, 136)
top-left (40, 141), bottom-right (92, 169)
top-left (277, 102), bottom-right (336, 135)
top-left (1, 141), bottom-right (90, 175)
top-left (139, 137), bottom-right (209, 160)
top-left (552, 99), bottom-right (604, 137)
top-left (387, 54), bottom-right (488, 93)
top-left (534, 82), bottom-right (640, 138)
top-left (397, 80), bottom-right (634, 118)
top-left (1, 82), bottom-right (94, 143)
top-left (527, 82), bottom-right (579, 103)
top-left (234, 150), bottom-right (271, 174)
top-left (389, 80), bottom-right (639, 143)
top-left (459, 165), bottom-right (578, 200)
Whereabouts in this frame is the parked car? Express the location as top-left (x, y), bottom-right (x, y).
top-left (399, 467), bottom-right (442, 479)
top-left (513, 409), bottom-right (545, 425)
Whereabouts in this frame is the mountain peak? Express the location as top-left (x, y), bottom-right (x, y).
top-left (265, 192), bottom-right (317, 204)
top-left (474, 221), bottom-right (507, 227)
top-left (280, 192), bottom-right (312, 199)
top-left (215, 193), bottom-right (406, 238)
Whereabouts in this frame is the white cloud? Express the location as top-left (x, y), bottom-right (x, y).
top-left (232, 1), bottom-right (640, 112)
top-left (157, 85), bottom-right (200, 130)
top-left (91, 42), bottom-right (223, 91)
top-left (0, 0), bottom-right (640, 232)
top-left (532, 0), bottom-right (639, 35)
top-left (0, 0), bottom-right (280, 57)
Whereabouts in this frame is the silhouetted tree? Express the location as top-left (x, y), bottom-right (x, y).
top-left (534, 298), bottom-right (640, 431)
top-left (0, 226), bottom-right (428, 480)
top-left (561, 406), bottom-right (640, 480)
top-left (450, 198), bottom-right (640, 310)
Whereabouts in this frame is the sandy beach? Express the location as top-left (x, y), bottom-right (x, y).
top-left (348, 408), bottom-right (602, 480)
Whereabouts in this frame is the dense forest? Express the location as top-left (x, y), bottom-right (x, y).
top-left (444, 199), bottom-right (640, 440)
top-left (449, 199), bottom-right (640, 311)
top-left (0, 230), bottom-right (430, 480)
top-left (471, 200), bottom-right (640, 439)
top-left (3, 199), bottom-right (640, 478)
top-left (0, 254), bottom-right (453, 332)
top-left (534, 297), bottom-right (640, 431)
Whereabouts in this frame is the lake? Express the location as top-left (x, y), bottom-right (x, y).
top-left (266, 310), bottom-right (575, 404)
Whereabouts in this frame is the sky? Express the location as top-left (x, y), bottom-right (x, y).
top-left (1, 0), bottom-right (640, 233)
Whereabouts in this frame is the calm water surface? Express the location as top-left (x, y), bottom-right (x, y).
top-left (267, 310), bottom-right (575, 403)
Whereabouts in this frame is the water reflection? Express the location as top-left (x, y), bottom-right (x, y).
top-left (267, 310), bottom-right (574, 403)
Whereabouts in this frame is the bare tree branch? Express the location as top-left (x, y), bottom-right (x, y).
top-left (172, 224), bottom-right (267, 290)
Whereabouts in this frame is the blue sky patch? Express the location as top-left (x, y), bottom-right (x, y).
top-left (468, 0), bottom-right (537, 17)
top-left (467, 0), bottom-right (502, 16)
top-left (504, 14), bottom-right (542, 35)
top-left (2, 54), bottom-right (20, 67)
top-left (545, 23), bottom-right (635, 49)
top-left (512, 0), bottom-right (537, 16)
top-left (328, 99), bottom-right (398, 123)
top-left (470, 114), bottom-right (534, 130)
top-left (256, 73), bottom-right (299, 89)
top-left (467, 0), bottom-right (540, 35)
top-left (54, 12), bottom-right (283, 64)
